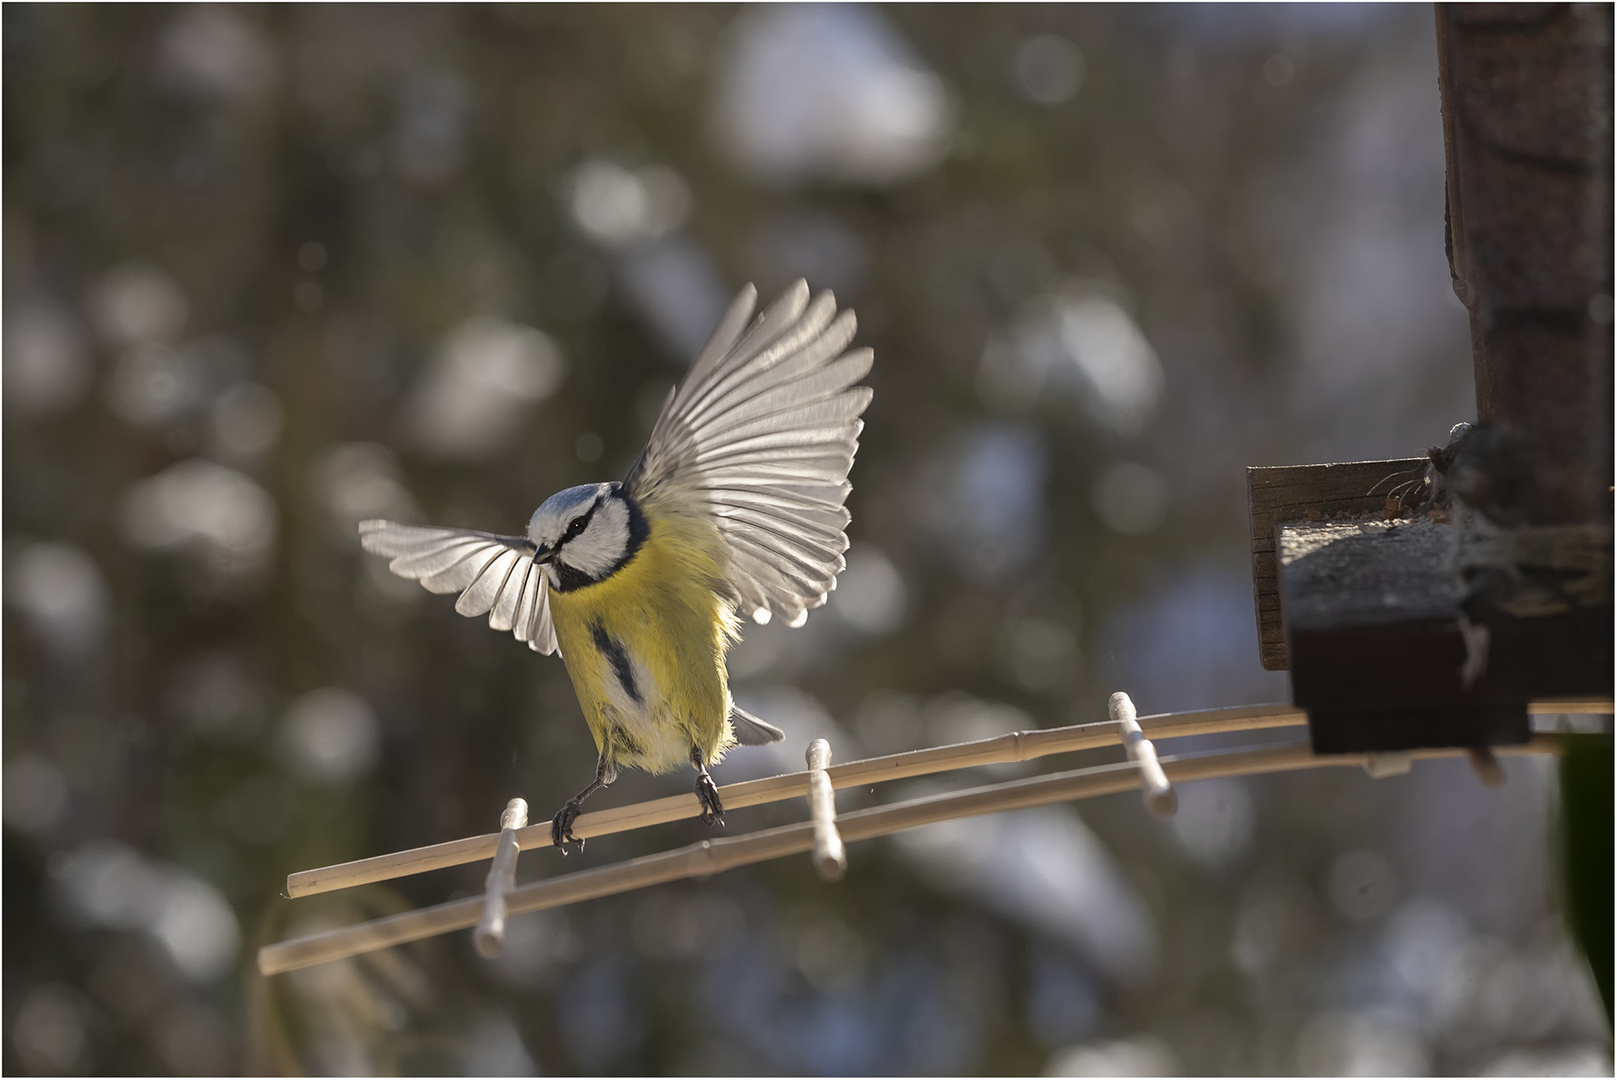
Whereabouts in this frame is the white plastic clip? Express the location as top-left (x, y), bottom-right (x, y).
top-left (1361, 752), bottom-right (1413, 779)
top-left (1110, 692), bottom-right (1177, 818)
top-left (806, 739), bottom-right (847, 881)
top-left (474, 798), bottom-right (529, 958)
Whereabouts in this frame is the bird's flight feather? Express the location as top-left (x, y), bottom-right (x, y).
top-left (626, 280), bottom-right (873, 627)
top-left (356, 521), bottom-right (559, 655)
top-left (356, 279), bottom-right (870, 652)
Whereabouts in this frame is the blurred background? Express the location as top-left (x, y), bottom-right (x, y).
top-left (4, 4), bottom-right (1609, 1075)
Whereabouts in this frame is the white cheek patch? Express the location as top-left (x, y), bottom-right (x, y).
top-left (559, 498), bottom-right (630, 579)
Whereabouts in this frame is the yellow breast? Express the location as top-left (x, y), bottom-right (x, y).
top-left (547, 502), bottom-right (740, 774)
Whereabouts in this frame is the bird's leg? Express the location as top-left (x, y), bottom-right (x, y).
top-left (691, 745), bottom-right (725, 827)
top-left (551, 756), bottom-right (614, 852)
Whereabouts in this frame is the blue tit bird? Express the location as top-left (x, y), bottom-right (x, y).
top-left (357, 280), bottom-right (872, 849)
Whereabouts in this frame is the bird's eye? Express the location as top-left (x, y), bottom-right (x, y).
top-left (566, 517), bottom-right (586, 537)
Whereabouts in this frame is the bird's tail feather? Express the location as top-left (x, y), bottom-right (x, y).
top-left (729, 706), bottom-right (786, 746)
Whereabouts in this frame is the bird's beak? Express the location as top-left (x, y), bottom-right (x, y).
top-left (533, 546), bottom-right (555, 565)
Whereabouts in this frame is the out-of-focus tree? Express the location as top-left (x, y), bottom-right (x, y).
top-left (4, 5), bottom-right (1606, 1075)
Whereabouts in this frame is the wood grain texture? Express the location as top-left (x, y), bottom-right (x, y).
top-left (1436, 3), bottom-right (1613, 523)
top-left (1247, 459), bottom-right (1428, 669)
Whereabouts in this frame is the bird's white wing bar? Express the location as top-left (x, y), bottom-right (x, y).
top-left (357, 521), bottom-right (558, 655)
top-left (625, 280), bottom-right (873, 628)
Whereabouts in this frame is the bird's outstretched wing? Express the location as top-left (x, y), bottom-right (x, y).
top-left (357, 520), bottom-right (559, 655)
top-left (624, 280), bottom-right (873, 628)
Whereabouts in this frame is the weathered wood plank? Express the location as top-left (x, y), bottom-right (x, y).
top-left (1280, 520), bottom-right (1456, 629)
top-left (1247, 459), bottom-right (1427, 669)
top-left (1277, 516), bottom-right (1611, 751)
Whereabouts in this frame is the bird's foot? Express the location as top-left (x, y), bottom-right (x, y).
top-left (695, 772), bottom-right (725, 827)
top-left (550, 800), bottom-right (585, 853)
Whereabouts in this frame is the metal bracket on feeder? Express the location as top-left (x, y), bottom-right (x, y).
top-left (1110, 692), bottom-right (1177, 818)
top-left (805, 739), bottom-right (847, 881)
top-left (473, 798), bottom-right (528, 958)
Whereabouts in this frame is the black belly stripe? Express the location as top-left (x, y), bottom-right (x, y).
top-left (591, 621), bottom-right (642, 705)
top-left (606, 722), bottom-right (643, 759)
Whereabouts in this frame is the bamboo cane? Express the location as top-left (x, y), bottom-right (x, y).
top-left (282, 698), bottom-right (1607, 899)
top-left (258, 733), bottom-right (1565, 976)
top-left (284, 701), bottom-right (1311, 898)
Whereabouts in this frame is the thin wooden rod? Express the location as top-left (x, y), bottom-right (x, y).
top-left (473, 798), bottom-right (528, 959)
top-left (284, 698), bottom-right (1609, 898)
top-left (806, 739), bottom-right (846, 882)
top-left (285, 701), bottom-right (1310, 898)
top-left (1528, 699), bottom-right (1614, 716)
top-left (257, 733), bottom-right (1564, 976)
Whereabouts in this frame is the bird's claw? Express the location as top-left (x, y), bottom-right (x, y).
top-left (551, 800), bottom-right (585, 853)
top-left (695, 772), bottom-right (725, 827)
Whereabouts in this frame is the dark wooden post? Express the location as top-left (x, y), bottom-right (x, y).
top-left (1436, 2), bottom-right (1613, 527)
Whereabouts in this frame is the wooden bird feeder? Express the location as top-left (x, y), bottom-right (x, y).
top-left (1247, 4), bottom-right (1613, 756)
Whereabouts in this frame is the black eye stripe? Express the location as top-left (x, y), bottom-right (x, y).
top-left (554, 495), bottom-right (603, 549)
top-left (549, 487), bottom-right (649, 593)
